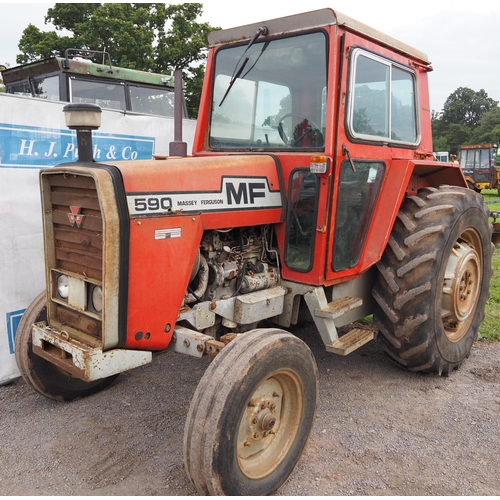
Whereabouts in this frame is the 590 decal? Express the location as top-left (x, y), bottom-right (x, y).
top-left (127, 176), bottom-right (283, 217)
top-left (133, 196), bottom-right (173, 213)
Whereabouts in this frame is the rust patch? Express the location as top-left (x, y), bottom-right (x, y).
top-left (220, 333), bottom-right (238, 345)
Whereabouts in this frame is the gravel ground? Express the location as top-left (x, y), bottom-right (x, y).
top-left (1, 325), bottom-right (499, 496)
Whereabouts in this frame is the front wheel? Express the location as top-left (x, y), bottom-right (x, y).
top-left (15, 292), bottom-right (118, 401)
top-left (373, 186), bottom-right (493, 376)
top-left (184, 328), bottom-right (318, 495)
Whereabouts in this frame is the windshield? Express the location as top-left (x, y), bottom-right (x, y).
top-left (210, 31), bottom-right (328, 151)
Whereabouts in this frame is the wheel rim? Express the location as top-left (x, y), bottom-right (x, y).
top-left (441, 228), bottom-right (483, 342)
top-left (236, 369), bottom-right (303, 480)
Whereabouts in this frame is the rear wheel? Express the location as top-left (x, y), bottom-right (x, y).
top-left (15, 292), bottom-right (118, 401)
top-left (184, 328), bottom-right (318, 495)
top-left (373, 186), bottom-right (493, 376)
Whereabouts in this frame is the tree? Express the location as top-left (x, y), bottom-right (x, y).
top-left (432, 135), bottom-right (449, 153)
top-left (431, 109), bottom-right (445, 137)
top-left (432, 87), bottom-right (498, 155)
top-left (17, 23), bottom-right (69, 63)
top-left (154, 3), bottom-right (215, 117)
top-left (443, 123), bottom-right (471, 155)
top-left (441, 87), bottom-right (498, 129)
top-left (16, 3), bottom-right (219, 117)
top-left (183, 64), bottom-right (206, 119)
top-left (155, 4), bottom-right (212, 70)
top-left (468, 107), bottom-right (500, 145)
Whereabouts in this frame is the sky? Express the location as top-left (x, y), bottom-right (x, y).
top-left (1, 0), bottom-right (499, 113)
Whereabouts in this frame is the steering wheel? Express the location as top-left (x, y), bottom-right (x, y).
top-left (277, 113), bottom-right (322, 147)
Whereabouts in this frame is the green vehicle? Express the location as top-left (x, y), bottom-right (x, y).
top-left (1, 49), bottom-right (183, 117)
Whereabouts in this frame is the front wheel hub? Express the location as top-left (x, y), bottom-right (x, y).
top-left (442, 234), bottom-right (482, 342)
top-left (236, 370), bottom-right (303, 480)
top-left (258, 408), bottom-right (277, 431)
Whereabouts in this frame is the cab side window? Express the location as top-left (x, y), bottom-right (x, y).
top-left (333, 161), bottom-right (385, 271)
top-left (285, 169), bottom-right (319, 272)
top-left (348, 49), bottom-right (418, 145)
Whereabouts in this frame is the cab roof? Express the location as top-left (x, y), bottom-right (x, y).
top-left (1, 56), bottom-right (176, 87)
top-left (208, 8), bottom-right (430, 65)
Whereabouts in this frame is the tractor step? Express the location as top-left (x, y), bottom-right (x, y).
top-left (315, 296), bottom-right (363, 320)
top-left (327, 328), bottom-right (375, 355)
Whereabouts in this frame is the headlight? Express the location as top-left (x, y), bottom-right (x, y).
top-left (91, 286), bottom-right (103, 313)
top-left (57, 274), bottom-right (69, 299)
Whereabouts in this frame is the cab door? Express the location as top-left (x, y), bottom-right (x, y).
top-left (325, 33), bottom-right (421, 284)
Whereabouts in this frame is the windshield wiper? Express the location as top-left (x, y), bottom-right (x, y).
top-left (219, 26), bottom-right (268, 107)
top-left (219, 57), bottom-right (248, 107)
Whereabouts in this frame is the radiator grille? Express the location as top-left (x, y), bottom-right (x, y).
top-left (48, 173), bottom-right (103, 280)
top-left (46, 173), bottom-right (103, 339)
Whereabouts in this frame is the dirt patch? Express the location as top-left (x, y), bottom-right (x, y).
top-left (1, 326), bottom-right (499, 495)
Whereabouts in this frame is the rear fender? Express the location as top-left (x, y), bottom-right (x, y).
top-left (406, 161), bottom-right (467, 194)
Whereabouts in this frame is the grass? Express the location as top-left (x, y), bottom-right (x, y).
top-left (481, 189), bottom-right (500, 213)
top-left (478, 190), bottom-right (500, 340)
top-left (479, 244), bottom-right (500, 341)
top-left (480, 188), bottom-right (500, 202)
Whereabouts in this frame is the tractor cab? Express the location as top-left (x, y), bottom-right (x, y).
top-left (193, 9), bottom-right (439, 289)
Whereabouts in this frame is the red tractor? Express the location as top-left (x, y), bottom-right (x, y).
top-left (16, 8), bottom-right (492, 495)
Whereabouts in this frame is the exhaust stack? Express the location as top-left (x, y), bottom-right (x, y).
top-left (169, 68), bottom-right (187, 157)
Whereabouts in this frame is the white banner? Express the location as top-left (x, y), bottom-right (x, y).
top-left (0, 94), bottom-right (195, 384)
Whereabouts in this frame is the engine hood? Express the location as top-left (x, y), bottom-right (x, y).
top-left (114, 154), bottom-right (286, 223)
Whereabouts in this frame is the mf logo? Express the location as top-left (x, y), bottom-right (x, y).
top-left (225, 181), bottom-right (266, 205)
top-left (67, 206), bottom-right (85, 228)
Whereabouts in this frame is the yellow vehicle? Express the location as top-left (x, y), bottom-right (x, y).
top-left (459, 143), bottom-right (499, 192)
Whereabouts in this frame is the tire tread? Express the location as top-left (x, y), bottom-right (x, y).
top-left (373, 185), bottom-right (493, 375)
